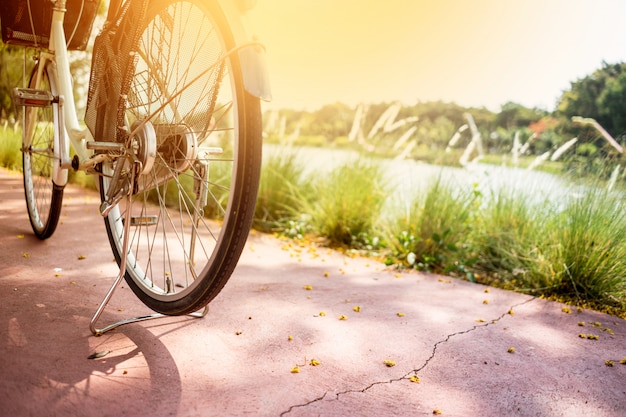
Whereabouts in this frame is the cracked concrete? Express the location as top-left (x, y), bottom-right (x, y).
top-left (1, 167), bottom-right (625, 417)
top-left (279, 298), bottom-right (538, 416)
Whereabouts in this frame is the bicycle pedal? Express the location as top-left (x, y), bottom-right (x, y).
top-left (12, 88), bottom-right (55, 107)
top-left (130, 215), bottom-right (158, 226)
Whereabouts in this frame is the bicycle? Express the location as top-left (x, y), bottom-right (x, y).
top-left (0, 0), bottom-right (270, 334)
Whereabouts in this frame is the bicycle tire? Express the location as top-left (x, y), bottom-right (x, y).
top-left (98, 0), bottom-right (262, 315)
top-left (22, 63), bottom-right (64, 239)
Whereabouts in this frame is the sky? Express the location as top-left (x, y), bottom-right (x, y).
top-left (246, 0), bottom-right (626, 112)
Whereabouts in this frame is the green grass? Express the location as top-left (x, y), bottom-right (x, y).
top-left (0, 128), bottom-right (22, 170)
top-left (254, 149), bottom-right (313, 234)
top-left (544, 188), bottom-right (626, 310)
top-left (308, 158), bottom-right (388, 248)
top-left (470, 187), bottom-right (555, 289)
top-left (385, 177), bottom-right (480, 277)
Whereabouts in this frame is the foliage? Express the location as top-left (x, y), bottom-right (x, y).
top-left (0, 43), bottom-right (26, 120)
top-left (386, 177), bottom-right (479, 277)
top-left (0, 127), bottom-right (21, 170)
top-left (597, 71), bottom-right (626, 137)
top-left (496, 102), bottom-right (547, 130)
top-left (557, 61), bottom-right (626, 138)
top-left (470, 187), bottom-right (555, 290)
top-left (308, 158), bottom-right (387, 248)
top-left (545, 187), bottom-right (626, 306)
top-left (254, 149), bottom-right (313, 233)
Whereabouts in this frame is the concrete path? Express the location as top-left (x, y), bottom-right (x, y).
top-left (0, 167), bottom-right (624, 416)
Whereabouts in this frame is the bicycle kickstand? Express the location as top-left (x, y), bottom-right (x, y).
top-left (89, 164), bottom-right (208, 336)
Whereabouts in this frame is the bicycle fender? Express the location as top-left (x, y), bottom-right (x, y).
top-left (217, 0), bottom-right (272, 101)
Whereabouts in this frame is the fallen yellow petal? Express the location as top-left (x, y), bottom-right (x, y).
top-left (303, 285), bottom-right (313, 291)
top-left (353, 306), bottom-right (361, 312)
top-left (409, 375), bottom-right (421, 383)
top-left (290, 366), bottom-right (300, 373)
top-left (309, 359), bottom-right (320, 366)
top-left (397, 312), bottom-right (405, 317)
top-left (338, 315), bottom-right (347, 320)
top-left (383, 359), bottom-right (396, 367)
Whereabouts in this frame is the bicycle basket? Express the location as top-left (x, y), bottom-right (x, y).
top-left (0, 0), bottom-right (100, 51)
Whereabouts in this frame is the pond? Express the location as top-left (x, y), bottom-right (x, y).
top-left (263, 144), bottom-right (589, 209)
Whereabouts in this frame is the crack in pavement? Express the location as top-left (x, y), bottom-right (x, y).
top-left (279, 297), bottom-right (537, 416)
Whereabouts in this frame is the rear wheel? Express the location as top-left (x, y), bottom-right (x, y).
top-left (99, 0), bottom-right (262, 315)
top-left (22, 63), bottom-right (64, 239)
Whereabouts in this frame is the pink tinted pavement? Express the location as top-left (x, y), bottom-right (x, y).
top-left (0, 166), bottom-right (625, 417)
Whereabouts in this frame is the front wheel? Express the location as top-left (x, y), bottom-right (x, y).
top-left (22, 63), bottom-right (64, 239)
top-left (99, 0), bottom-right (262, 315)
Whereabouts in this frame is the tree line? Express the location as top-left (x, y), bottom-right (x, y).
top-left (264, 62), bottom-right (626, 174)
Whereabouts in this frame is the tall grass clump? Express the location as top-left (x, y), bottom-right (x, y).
top-left (309, 158), bottom-right (387, 248)
top-left (544, 187), bottom-right (626, 311)
top-left (470, 188), bottom-right (556, 290)
top-left (386, 177), bottom-right (479, 276)
top-left (254, 150), bottom-right (313, 234)
top-left (0, 128), bottom-right (22, 170)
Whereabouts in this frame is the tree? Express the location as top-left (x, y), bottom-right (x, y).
top-left (0, 43), bottom-right (28, 120)
top-left (557, 61), bottom-right (626, 137)
top-left (598, 72), bottom-right (626, 137)
top-left (495, 101), bottom-right (545, 129)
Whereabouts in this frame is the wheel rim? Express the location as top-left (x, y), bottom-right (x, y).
top-left (103, 0), bottom-right (248, 304)
top-left (23, 67), bottom-right (58, 234)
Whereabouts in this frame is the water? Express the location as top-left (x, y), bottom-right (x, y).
top-left (263, 144), bottom-right (578, 207)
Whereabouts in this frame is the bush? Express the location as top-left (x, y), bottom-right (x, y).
top-left (546, 187), bottom-right (626, 308)
top-left (386, 177), bottom-right (479, 275)
top-left (471, 187), bottom-right (555, 290)
top-left (0, 128), bottom-right (21, 170)
top-left (309, 158), bottom-right (387, 248)
top-left (254, 149), bottom-right (313, 234)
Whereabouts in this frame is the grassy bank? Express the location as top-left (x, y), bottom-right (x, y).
top-left (2, 129), bottom-right (624, 318)
top-left (257, 148), bottom-right (626, 318)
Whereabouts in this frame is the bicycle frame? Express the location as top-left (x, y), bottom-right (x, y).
top-left (29, 0), bottom-right (271, 188)
top-left (17, 0), bottom-right (271, 335)
top-left (26, 2), bottom-right (91, 187)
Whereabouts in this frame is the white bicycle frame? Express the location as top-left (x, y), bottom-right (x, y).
top-left (22, 0), bottom-right (271, 335)
top-left (26, 3), bottom-right (91, 188)
top-left (28, 0), bottom-right (270, 188)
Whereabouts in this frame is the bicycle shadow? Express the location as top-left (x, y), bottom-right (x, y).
top-left (0, 168), bottom-right (211, 415)
top-left (0, 283), bottom-right (199, 416)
